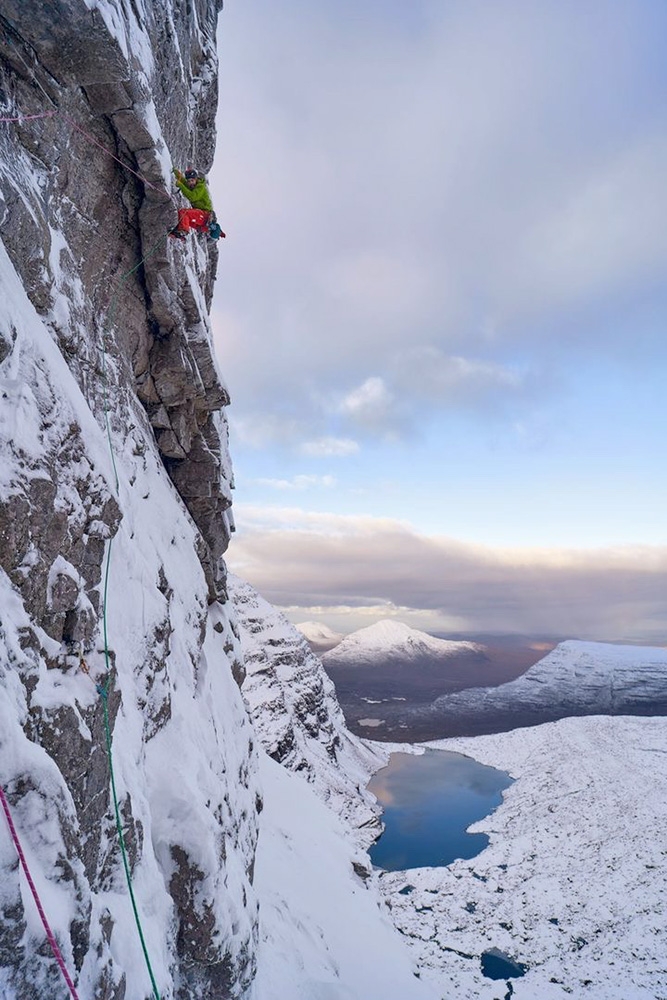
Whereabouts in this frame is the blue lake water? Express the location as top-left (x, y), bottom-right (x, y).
top-left (368, 749), bottom-right (513, 871)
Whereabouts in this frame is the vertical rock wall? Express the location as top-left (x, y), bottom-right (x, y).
top-left (0, 0), bottom-right (233, 604)
top-left (0, 4), bottom-right (261, 998)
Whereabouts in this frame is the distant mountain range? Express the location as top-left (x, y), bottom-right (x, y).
top-left (301, 621), bottom-right (667, 744)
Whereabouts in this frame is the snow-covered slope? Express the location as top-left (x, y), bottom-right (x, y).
top-left (228, 581), bottom-right (460, 998)
top-left (377, 715), bottom-right (667, 1000)
top-left (322, 619), bottom-right (483, 667)
top-left (250, 753), bottom-right (438, 1000)
top-left (0, 4), bottom-right (253, 996)
top-left (401, 639), bottom-right (667, 736)
top-left (0, 237), bottom-right (259, 997)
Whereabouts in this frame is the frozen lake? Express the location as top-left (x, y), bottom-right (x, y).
top-left (368, 748), bottom-right (513, 871)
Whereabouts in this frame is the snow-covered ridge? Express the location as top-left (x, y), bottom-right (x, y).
top-left (401, 639), bottom-right (667, 736)
top-left (322, 618), bottom-right (484, 666)
top-left (231, 577), bottom-right (386, 844)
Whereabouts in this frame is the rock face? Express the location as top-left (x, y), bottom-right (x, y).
top-left (0, 0), bottom-right (232, 604)
top-left (0, 5), bottom-right (261, 998)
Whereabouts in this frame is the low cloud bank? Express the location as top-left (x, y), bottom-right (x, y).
top-left (227, 507), bottom-right (667, 642)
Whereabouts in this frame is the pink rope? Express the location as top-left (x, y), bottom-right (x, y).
top-left (0, 785), bottom-right (81, 1000)
top-left (1, 107), bottom-right (174, 202)
top-left (63, 115), bottom-right (174, 202)
top-left (0, 111), bottom-right (59, 122)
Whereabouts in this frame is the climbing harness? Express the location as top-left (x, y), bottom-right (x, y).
top-left (0, 785), bottom-right (81, 1000)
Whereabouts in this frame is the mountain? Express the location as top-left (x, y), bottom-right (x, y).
top-left (230, 578), bottom-right (386, 840)
top-left (322, 619), bottom-right (484, 667)
top-left (3, 6), bottom-right (665, 1000)
top-left (382, 639), bottom-right (667, 739)
top-left (295, 620), bottom-right (345, 652)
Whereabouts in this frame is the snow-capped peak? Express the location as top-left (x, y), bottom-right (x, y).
top-left (322, 619), bottom-right (483, 666)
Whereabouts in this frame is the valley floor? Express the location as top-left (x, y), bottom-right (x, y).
top-left (375, 715), bottom-right (667, 1000)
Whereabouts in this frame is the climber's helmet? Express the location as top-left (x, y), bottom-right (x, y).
top-left (184, 168), bottom-right (199, 186)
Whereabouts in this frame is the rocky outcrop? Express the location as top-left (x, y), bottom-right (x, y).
top-left (230, 576), bottom-right (387, 847)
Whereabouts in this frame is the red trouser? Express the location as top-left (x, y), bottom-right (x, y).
top-left (177, 208), bottom-right (211, 233)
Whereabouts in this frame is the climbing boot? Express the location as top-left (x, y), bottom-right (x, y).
top-left (169, 227), bottom-right (187, 241)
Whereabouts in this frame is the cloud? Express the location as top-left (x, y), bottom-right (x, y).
top-left (213, 0), bottom-right (667, 443)
top-left (390, 348), bottom-right (537, 413)
top-left (320, 251), bottom-right (431, 327)
top-left (328, 353), bottom-right (543, 439)
top-left (299, 437), bottom-right (360, 457)
top-left (256, 475), bottom-right (336, 491)
top-left (230, 413), bottom-right (305, 450)
top-left (338, 376), bottom-right (394, 428)
top-left (227, 507), bottom-right (667, 642)
top-left (495, 131), bottom-right (667, 325)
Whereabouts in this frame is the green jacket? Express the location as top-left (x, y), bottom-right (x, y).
top-left (173, 169), bottom-right (213, 212)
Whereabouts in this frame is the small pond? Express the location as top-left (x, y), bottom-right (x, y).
top-left (368, 748), bottom-right (513, 871)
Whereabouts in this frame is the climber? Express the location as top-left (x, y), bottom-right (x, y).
top-left (169, 167), bottom-right (226, 241)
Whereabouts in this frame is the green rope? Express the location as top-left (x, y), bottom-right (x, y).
top-left (97, 232), bottom-right (172, 1000)
top-left (98, 683), bottom-right (161, 1000)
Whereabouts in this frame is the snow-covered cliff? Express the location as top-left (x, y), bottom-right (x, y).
top-left (230, 577), bottom-right (386, 845)
top-left (0, 3), bottom-right (261, 997)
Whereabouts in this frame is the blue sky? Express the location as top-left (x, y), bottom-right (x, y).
top-left (209, 0), bottom-right (667, 640)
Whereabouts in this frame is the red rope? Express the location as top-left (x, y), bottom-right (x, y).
top-left (0, 785), bottom-right (81, 1000)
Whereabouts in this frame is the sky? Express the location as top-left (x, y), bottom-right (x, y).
top-left (209, 0), bottom-right (667, 642)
